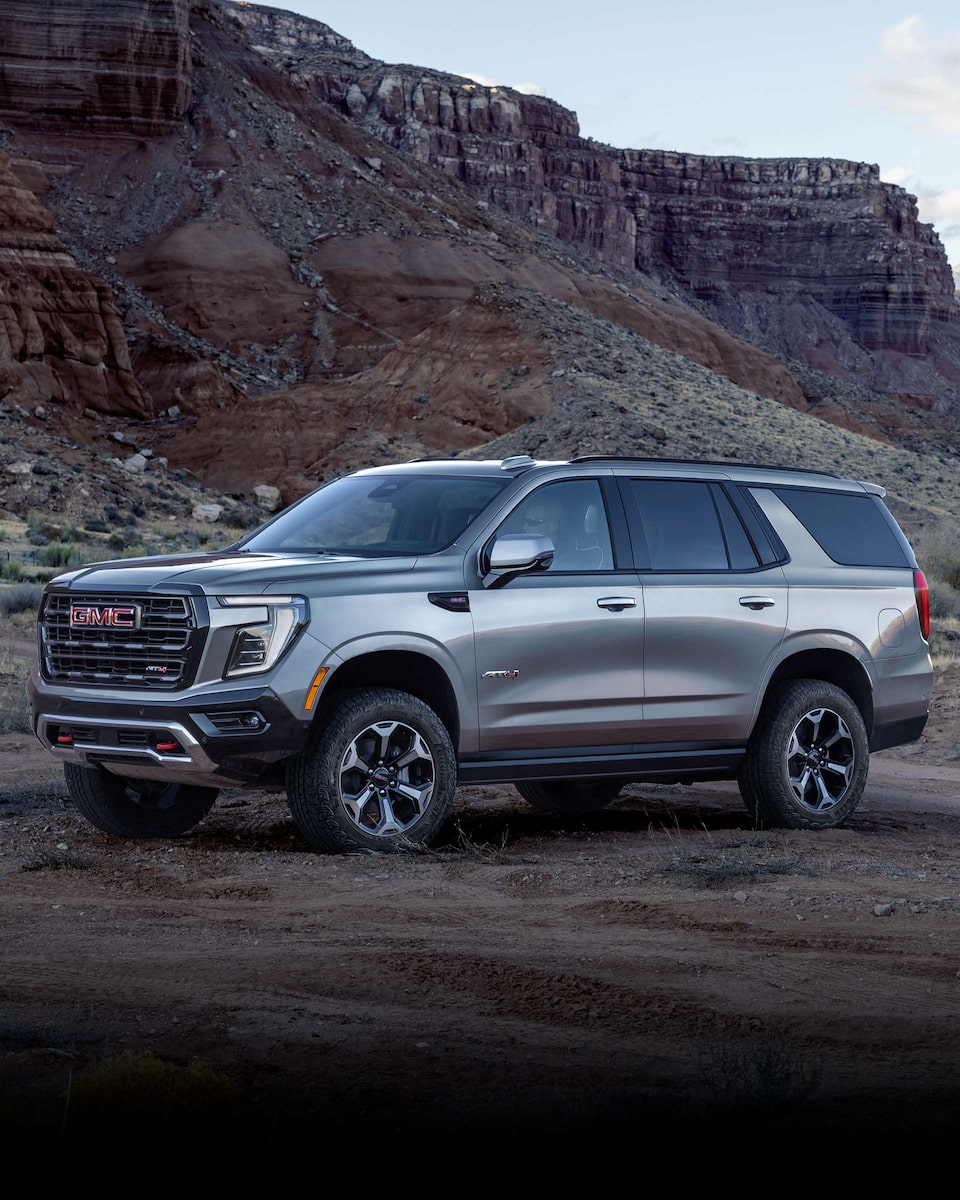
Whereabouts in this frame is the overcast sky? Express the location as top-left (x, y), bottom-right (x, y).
top-left (279, 2), bottom-right (960, 276)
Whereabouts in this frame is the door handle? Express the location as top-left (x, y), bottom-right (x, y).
top-left (597, 596), bottom-right (637, 611)
top-left (739, 596), bottom-right (775, 610)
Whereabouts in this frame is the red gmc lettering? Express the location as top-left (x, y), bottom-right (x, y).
top-left (70, 606), bottom-right (137, 628)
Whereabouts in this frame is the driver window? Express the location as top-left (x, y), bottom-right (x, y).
top-left (499, 480), bottom-right (614, 571)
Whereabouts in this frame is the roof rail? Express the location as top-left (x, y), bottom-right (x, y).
top-left (500, 455), bottom-right (538, 471)
top-left (570, 455), bottom-right (840, 477)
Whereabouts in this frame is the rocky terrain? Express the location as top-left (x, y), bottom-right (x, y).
top-left (0, 0), bottom-right (957, 509)
top-left (3, 653), bottom-right (960, 1152)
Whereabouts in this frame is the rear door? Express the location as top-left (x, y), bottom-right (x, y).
top-left (618, 476), bottom-right (788, 743)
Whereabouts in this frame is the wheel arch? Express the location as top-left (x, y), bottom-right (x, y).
top-left (314, 650), bottom-right (461, 748)
top-left (762, 649), bottom-right (874, 736)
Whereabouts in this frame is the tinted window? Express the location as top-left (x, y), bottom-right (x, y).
top-left (239, 474), bottom-right (508, 556)
top-left (714, 487), bottom-right (761, 570)
top-left (770, 488), bottom-right (911, 568)
top-left (498, 480), bottom-right (614, 571)
top-left (626, 480), bottom-right (729, 571)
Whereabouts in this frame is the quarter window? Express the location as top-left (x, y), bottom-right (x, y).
top-left (769, 488), bottom-right (911, 568)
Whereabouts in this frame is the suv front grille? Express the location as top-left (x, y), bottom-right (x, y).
top-left (40, 593), bottom-right (205, 691)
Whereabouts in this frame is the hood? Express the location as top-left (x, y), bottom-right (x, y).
top-left (49, 550), bottom-right (419, 594)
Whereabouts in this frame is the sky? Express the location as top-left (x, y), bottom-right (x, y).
top-left (278, 1), bottom-right (960, 275)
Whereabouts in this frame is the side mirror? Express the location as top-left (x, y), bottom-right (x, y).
top-left (483, 534), bottom-right (555, 588)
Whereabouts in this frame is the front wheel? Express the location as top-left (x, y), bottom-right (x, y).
top-left (286, 688), bottom-right (457, 853)
top-left (515, 778), bottom-right (625, 813)
top-left (738, 679), bottom-right (869, 829)
top-left (64, 763), bottom-right (219, 838)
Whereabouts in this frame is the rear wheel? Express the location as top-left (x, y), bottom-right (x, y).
top-left (64, 763), bottom-right (219, 838)
top-left (286, 688), bottom-right (457, 853)
top-left (515, 779), bottom-right (625, 813)
top-left (738, 679), bottom-right (869, 829)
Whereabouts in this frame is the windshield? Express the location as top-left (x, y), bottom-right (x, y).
top-left (238, 473), bottom-right (510, 556)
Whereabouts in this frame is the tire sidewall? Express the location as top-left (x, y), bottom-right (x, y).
top-left (753, 680), bottom-right (869, 829)
top-left (516, 779), bottom-right (625, 813)
top-left (64, 763), bottom-right (218, 838)
top-left (296, 689), bottom-right (456, 852)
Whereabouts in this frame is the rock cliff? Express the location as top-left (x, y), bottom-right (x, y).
top-left (1, 0), bottom-right (959, 503)
top-left (0, 0), bottom-right (192, 136)
top-left (0, 150), bottom-right (149, 416)
top-left (228, 2), bottom-right (957, 381)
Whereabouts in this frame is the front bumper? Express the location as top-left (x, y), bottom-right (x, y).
top-left (30, 678), bottom-right (313, 788)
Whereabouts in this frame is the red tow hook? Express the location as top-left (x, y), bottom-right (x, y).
top-left (57, 733), bottom-right (74, 745)
top-left (155, 739), bottom-right (181, 753)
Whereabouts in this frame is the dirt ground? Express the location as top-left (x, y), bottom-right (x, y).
top-left (4, 652), bottom-right (960, 1154)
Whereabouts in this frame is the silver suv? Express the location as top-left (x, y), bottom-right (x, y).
top-left (29, 455), bottom-right (933, 852)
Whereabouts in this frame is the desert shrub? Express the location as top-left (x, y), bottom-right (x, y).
top-left (35, 543), bottom-right (85, 569)
top-left (106, 528), bottom-right (139, 551)
top-left (29, 533), bottom-right (48, 547)
top-left (929, 579), bottom-right (960, 622)
top-left (0, 559), bottom-right (24, 582)
top-left (0, 582), bottom-right (43, 616)
top-left (913, 523), bottom-right (960, 591)
top-left (65, 1051), bottom-right (241, 1141)
top-left (223, 506), bottom-right (260, 530)
top-left (701, 1038), bottom-right (820, 1112)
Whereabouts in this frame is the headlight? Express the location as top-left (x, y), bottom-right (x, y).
top-left (217, 595), bottom-right (308, 678)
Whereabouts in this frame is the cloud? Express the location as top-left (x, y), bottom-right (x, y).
top-left (860, 15), bottom-right (960, 134)
top-left (879, 164), bottom-right (915, 186)
top-left (881, 14), bottom-right (929, 58)
top-left (463, 72), bottom-right (500, 87)
top-left (461, 72), bottom-right (545, 95)
top-left (914, 185), bottom-right (960, 224)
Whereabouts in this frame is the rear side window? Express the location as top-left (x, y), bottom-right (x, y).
top-left (624, 479), bottom-right (764, 571)
top-left (770, 488), bottom-right (911, 567)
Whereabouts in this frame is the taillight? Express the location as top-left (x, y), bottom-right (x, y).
top-left (914, 568), bottom-right (930, 640)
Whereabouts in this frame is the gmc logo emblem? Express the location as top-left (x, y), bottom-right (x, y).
top-left (70, 604), bottom-right (141, 630)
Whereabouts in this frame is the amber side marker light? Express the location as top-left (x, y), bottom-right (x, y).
top-left (914, 568), bottom-right (930, 640)
top-left (304, 667), bottom-right (329, 711)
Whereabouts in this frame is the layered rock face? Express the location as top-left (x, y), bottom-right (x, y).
top-left (0, 151), bottom-right (149, 415)
top-left (0, 0), bottom-right (192, 135)
top-left (228, 2), bottom-right (955, 362)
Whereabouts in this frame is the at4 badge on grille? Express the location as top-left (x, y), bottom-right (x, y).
top-left (69, 603), bottom-right (142, 630)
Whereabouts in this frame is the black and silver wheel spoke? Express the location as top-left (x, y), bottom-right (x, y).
top-left (338, 719), bottom-right (436, 837)
top-left (786, 706), bottom-right (855, 812)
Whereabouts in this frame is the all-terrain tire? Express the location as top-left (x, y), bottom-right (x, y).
top-left (515, 778), bottom-right (625, 813)
top-left (738, 679), bottom-right (869, 830)
top-left (64, 763), bottom-right (219, 838)
top-left (286, 688), bottom-right (457, 853)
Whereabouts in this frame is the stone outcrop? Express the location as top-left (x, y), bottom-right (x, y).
top-left (2, 0), bottom-right (959, 498)
top-left (227, 2), bottom-right (956, 365)
top-left (0, 0), bottom-right (192, 136)
top-left (0, 151), bottom-right (149, 415)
